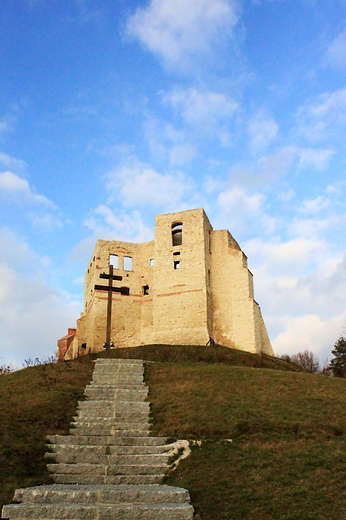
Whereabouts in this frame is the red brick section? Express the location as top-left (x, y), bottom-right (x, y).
top-left (157, 289), bottom-right (203, 297)
top-left (57, 328), bottom-right (76, 360)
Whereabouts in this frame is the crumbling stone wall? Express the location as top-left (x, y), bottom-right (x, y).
top-left (61, 208), bottom-right (273, 359)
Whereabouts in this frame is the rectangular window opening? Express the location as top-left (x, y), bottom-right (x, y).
top-left (143, 284), bottom-right (149, 295)
top-left (109, 254), bottom-right (118, 268)
top-left (150, 258), bottom-right (154, 266)
top-left (124, 256), bottom-right (133, 271)
top-left (174, 260), bottom-right (181, 270)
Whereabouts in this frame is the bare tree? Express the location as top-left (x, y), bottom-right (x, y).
top-left (291, 349), bottom-right (320, 373)
top-left (279, 354), bottom-right (292, 363)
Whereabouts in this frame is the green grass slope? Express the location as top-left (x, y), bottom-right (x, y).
top-left (1, 345), bottom-right (346, 520)
top-left (0, 356), bottom-right (94, 510)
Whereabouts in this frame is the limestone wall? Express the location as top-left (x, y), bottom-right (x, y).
top-left (60, 208), bottom-right (274, 358)
top-left (151, 209), bottom-right (210, 346)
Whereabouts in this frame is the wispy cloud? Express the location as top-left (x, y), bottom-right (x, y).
top-left (126, 0), bottom-right (240, 71)
top-left (247, 112), bottom-right (279, 153)
top-left (323, 26), bottom-right (346, 70)
top-left (106, 161), bottom-right (194, 210)
top-left (297, 87), bottom-right (346, 142)
top-left (83, 207), bottom-right (153, 243)
top-left (0, 152), bottom-right (27, 173)
top-left (0, 171), bottom-right (56, 208)
top-left (163, 87), bottom-right (238, 126)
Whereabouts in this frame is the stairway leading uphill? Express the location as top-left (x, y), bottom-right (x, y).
top-left (2, 358), bottom-right (194, 519)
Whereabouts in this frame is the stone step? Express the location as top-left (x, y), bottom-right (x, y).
top-left (90, 373), bottom-right (145, 380)
top-left (12, 484), bottom-right (191, 505)
top-left (46, 451), bottom-right (170, 465)
top-left (91, 374), bottom-right (144, 381)
top-left (46, 444), bottom-right (170, 458)
top-left (51, 474), bottom-right (165, 485)
top-left (47, 435), bottom-right (169, 446)
top-left (83, 398), bottom-right (147, 406)
top-left (84, 389), bottom-right (148, 400)
top-left (69, 428), bottom-right (151, 437)
top-left (47, 463), bottom-right (168, 476)
top-left (88, 382), bottom-right (146, 390)
top-left (90, 371), bottom-right (145, 378)
top-left (90, 377), bottom-right (145, 382)
top-left (95, 359), bottom-right (144, 365)
top-left (0, 358), bottom-right (195, 520)
top-left (70, 420), bottom-right (151, 429)
top-left (2, 502), bottom-right (194, 519)
top-left (75, 409), bottom-right (150, 419)
top-left (84, 385), bottom-right (147, 391)
top-left (77, 400), bottom-right (150, 409)
top-left (74, 413), bottom-right (150, 422)
top-left (90, 378), bottom-right (145, 385)
top-left (75, 409), bottom-right (151, 418)
top-left (91, 370), bottom-right (145, 378)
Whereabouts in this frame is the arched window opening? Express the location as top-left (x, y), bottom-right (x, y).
top-left (172, 222), bottom-right (183, 246)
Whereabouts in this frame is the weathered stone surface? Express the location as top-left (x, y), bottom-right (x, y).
top-left (51, 474), bottom-right (165, 485)
top-left (13, 485), bottom-right (191, 504)
top-left (2, 502), bottom-right (194, 519)
top-left (60, 208), bottom-right (273, 360)
top-left (47, 435), bottom-right (168, 446)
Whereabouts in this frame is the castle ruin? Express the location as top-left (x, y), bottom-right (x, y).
top-left (59, 208), bottom-right (273, 359)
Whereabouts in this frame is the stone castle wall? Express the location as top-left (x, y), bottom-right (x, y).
top-left (61, 208), bottom-right (273, 359)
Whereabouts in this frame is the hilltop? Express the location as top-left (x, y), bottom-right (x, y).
top-left (1, 345), bottom-right (346, 519)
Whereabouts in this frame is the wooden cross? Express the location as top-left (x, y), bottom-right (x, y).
top-left (94, 265), bottom-right (125, 357)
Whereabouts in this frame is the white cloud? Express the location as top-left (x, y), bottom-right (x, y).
top-left (0, 152), bottom-right (27, 173)
top-left (298, 195), bottom-right (330, 214)
top-left (0, 121), bottom-right (9, 137)
top-left (169, 143), bottom-right (197, 166)
top-left (245, 237), bottom-right (325, 278)
top-left (247, 112), bottom-right (278, 152)
top-left (288, 214), bottom-right (341, 240)
top-left (0, 230), bottom-right (81, 366)
top-left (164, 87), bottom-right (238, 126)
top-left (106, 162), bottom-right (193, 209)
top-left (0, 170), bottom-right (55, 207)
top-left (126, 0), bottom-right (240, 71)
top-left (216, 185), bottom-right (275, 236)
top-left (297, 87), bottom-right (346, 142)
top-left (323, 26), bottom-right (346, 70)
top-left (83, 207), bottom-right (154, 243)
top-left (228, 148), bottom-right (295, 189)
top-left (244, 236), bottom-right (346, 362)
top-left (297, 147), bottom-right (335, 171)
top-left (272, 313), bottom-right (346, 360)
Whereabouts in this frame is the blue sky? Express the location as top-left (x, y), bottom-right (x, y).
top-left (1, 0), bottom-right (346, 367)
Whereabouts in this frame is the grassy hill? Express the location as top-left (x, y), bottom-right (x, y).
top-left (1, 345), bottom-right (346, 519)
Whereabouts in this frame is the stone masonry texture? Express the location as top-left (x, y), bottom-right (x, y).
top-left (59, 208), bottom-right (273, 359)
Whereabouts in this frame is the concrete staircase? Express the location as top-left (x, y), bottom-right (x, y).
top-left (2, 358), bottom-right (194, 519)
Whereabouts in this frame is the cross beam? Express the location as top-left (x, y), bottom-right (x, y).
top-left (94, 265), bottom-right (123, 356)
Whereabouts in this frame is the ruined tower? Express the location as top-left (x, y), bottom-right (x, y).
top-left (59, 208), bottom-right (273, 359)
